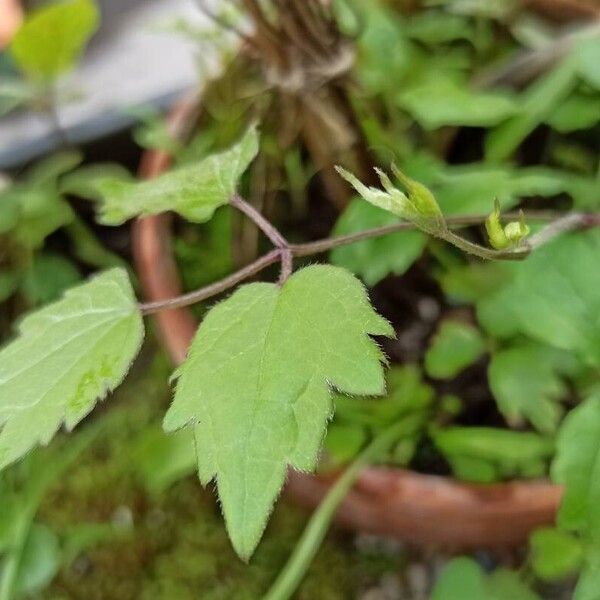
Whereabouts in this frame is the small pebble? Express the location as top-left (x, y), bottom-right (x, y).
top-left (417, 297), bottom-right (440, 322)
top-left (354, 533), bottom-right (405, 557)
top-left (111, 505), bottom-right (134, 530)
top-left (406, 563), bottom-right (429, 597)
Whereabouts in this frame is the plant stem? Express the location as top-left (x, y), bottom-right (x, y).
top-left (139, 249), bottom-right (281, 315)
top-left (264, 416), bottom-right (420, 600)
top-left (138, 209), bottom-right (598, 315)
top-left (230, 194), bottom-right (289, 249)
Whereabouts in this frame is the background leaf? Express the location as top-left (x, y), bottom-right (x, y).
top-left (477, 231), bottom-right (600, 366)
top-left (552, 393), bottom-right (600, 540)
top-left (488, 343), bottom-right (576, 433)
top-left (10, 0), bottom-right (99, 79)
top-left (530, 527), bottom-right (583, 581)
top-left (96, 125), bottom-right (259, 225)
top-left (330, 198), bottom-right (426, 286)
top-left (425, 319), bottom-right (486, 379)
top-left (398, 78), bottom-right (518, 129)
top-left (0, 269), bottom-right (144, 470)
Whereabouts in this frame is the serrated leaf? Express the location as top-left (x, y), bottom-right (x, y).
top-left (477, 230), bottom-right (600, 366)
top-left (163, 265), bottom-right (393, 559)
top-left (330, 198), bottom-right (426, 286)
top-left (10, 0), bottom-right (99, 79)
top-left (425, 320), bottom-right (486, 379)
top-left (488, 343), bottom-right (575, 433)
top-left (0, 268), bottom-right (144, 470)
top-left (96, 125), bottom-right (259, 225)
top-left (552, 393), bottom-right (600, 541)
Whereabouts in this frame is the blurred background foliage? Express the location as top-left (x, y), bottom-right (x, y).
top-left (1, 0), bottom-right (600, 597)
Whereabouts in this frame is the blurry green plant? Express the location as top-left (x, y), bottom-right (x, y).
top-left (1, 0), bottom-right (99, 117)
top-left (1, 0), bottom-right (600, 598)
top-left (0, 151), bottom-right (126, 315)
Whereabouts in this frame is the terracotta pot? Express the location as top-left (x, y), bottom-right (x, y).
top-left (132, 98), bottom-right (563, 550)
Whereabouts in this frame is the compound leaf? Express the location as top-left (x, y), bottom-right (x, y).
top-left (0, 268), bottom-right (144, 470)
top-left (488, 343), bottom-right (575, 433)
top-left (164, 265), bottom-right (393, 560)
top-left (97, 125), bottom-right (259, 225)
top-left (11, 0), bottom-right (99, 79)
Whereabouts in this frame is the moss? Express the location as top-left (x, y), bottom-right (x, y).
top-left (41, 347), bottom-right (399, 599)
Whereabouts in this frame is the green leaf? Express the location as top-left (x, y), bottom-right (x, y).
top-left (96, 125), bottom-right (259, 225)
top-left (14, 524), bottom-right (61, 596)
top-left (425, 320), bottom-right (486, 379)
top-left (574, 547), bottom-right (600, 600)
top-left (21, 253), bottom-right (81, 305)
top-left (10, 0), bottom-right (99, 79)
top-left (334, 365), bottom-right (433, 430)
top-left (477, 230), bottom-right (600, 366)
top-left (427, 161), bottom-right (597, 215)
top-left (0, 78), bottom-right (37, 116)
top-left (552, 393), bottom-right (600, 540)
top-left (330, 198), bottom-right (426, 286)
top-left (0, 268), bottom-right (144, 470)
top-left (132, 425), bottom-right (196, 494)
top-left (0, 271), bottom-right (20, 304)
top-left (485, 58), bottom-right (578, 161)
top-left (488, 343), bottom-right (575, 433)
top-left (529, 527), bottom-right (583, 581)
top-left (323, 423), bottom-right (367, 465)
top-left (439, 262), bottom-right (511, 303)
top-left (24, 150), bottom-right (83, 184)
top-left (546, 93), bottom-right (600, 133)
top-left (404, 12), bottom-right (475, 45)
top-left (60, 163), bottom-right (134, 201)
top-left (432, 558), bottom-right (540, 600)
top-left (163, 265), bottom-right (393, 560)
top-left (432, 426), bottom-right (553, 483)
top-left (576, 37), bottom-right (600, 89)
top-left (398, 77), bottom-right (518, 129)
top-left (432, 557), bottom-right (486, 600)
top-left (2, 186), bottom-right (73, 250)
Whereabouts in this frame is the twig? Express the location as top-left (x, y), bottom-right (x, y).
top-left (230, 194), bottom-right (288, 248)
top-left (230, 194), bottom-right (293, 284)
top-left (525, 212), bottom-right (600, 250)
top-left (139, 249), bottom-right (280, 315)
top-left (138, 209), bottom-right (600, 315)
